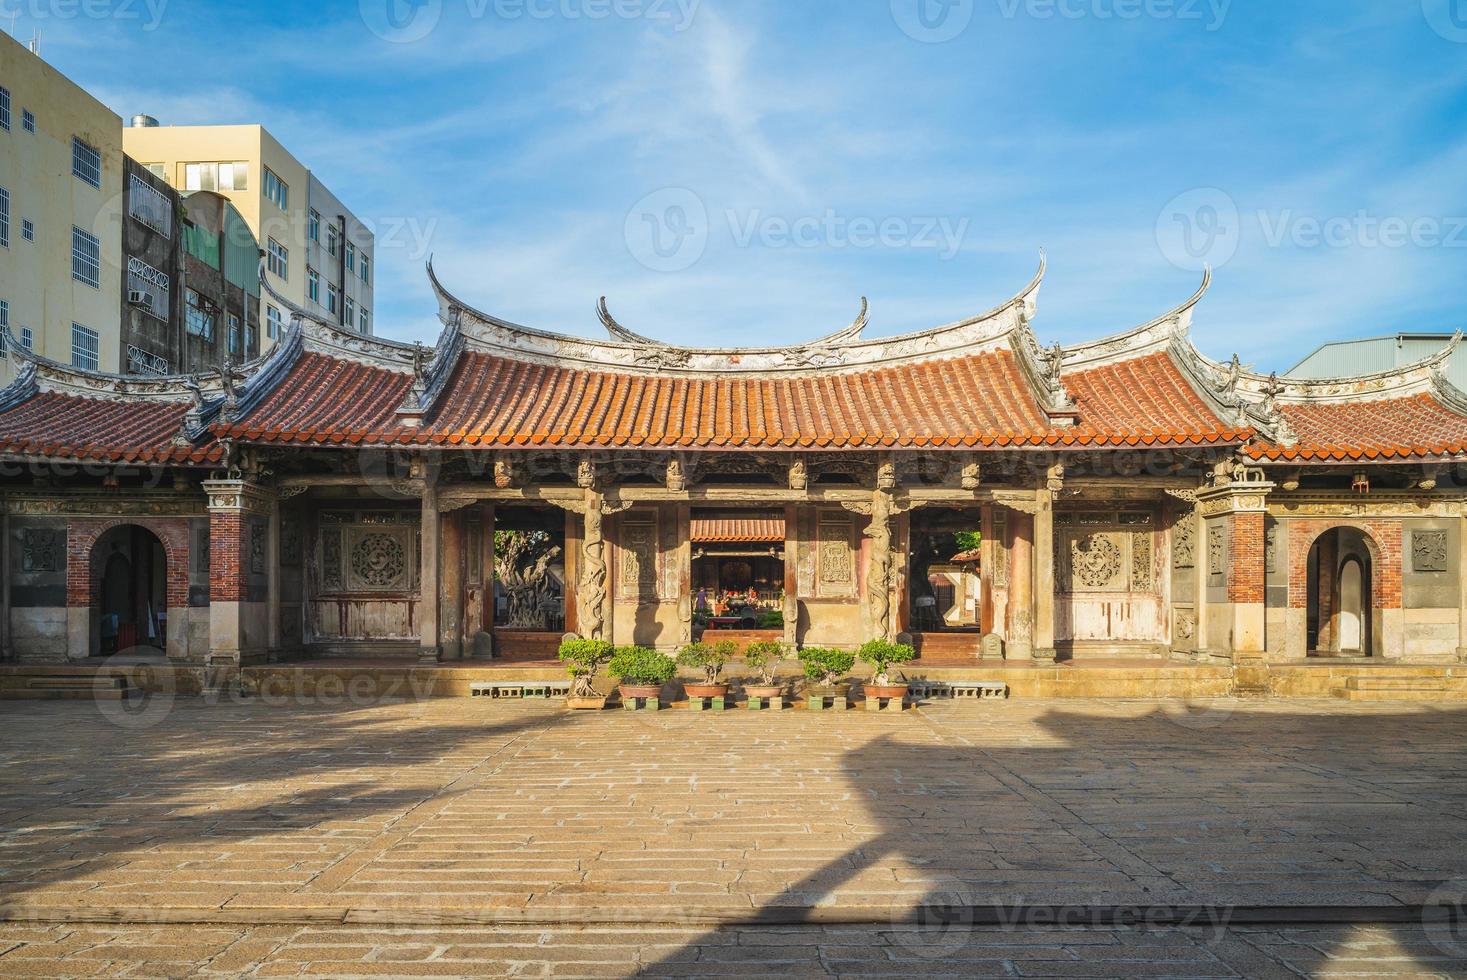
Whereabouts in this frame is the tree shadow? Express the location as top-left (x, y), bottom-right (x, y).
top-left (633, 702), bottom-right (1467, 977)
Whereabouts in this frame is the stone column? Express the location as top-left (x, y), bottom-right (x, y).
top-left (479, 503), bottom-right (496, 644)
top-left (1458, 508), bottom-right (1467, 662)
top-left (1316, 530), bottom-right (1338, 653)
top-left (266, 501), bottom-right (281, 661)
top-left (440, 509), bottom-right (464, 659)
top-left (979, 505), bottom-right (995, 636)
top-left (579, 493), bottom-right (608, 642)
top-left (203, 480), bottom-right (273, 668)
top-left (1033, 490), bottom-right (1057, 663)
top-left (418, 465), bottom-right (441, 664)
top-left (563, 508), bottom-right (580, 637)
top-left (783, 503), bottom-right (799, 648)
top-left (1007, 509), bottom-right (1034, 661)
top-left (0, 505), bottom-right (10, 662)
top-left (675, 504), bottom-right (693, 646)
top-left (1197, 476), bottom-right (1273, 662)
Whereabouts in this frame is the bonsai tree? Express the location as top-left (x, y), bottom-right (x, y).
top-left (558, 637), bottom-right (613, 698)
top-left (676, 640), bottom-right (735, 686)
top-left (798, 646), bottom-right (855, 688)
top-left (607, 646), bottom-right (678, 687)
top-left (858, 639), bottom-right (917, 687)
top-left (742, 640), bottom-right (789, 687)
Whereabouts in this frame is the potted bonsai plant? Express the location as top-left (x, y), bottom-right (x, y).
top-left (799, 646), bottom-right (856, 699)
top-left (741, 639), bottom-right (789, 701)
top-left (858, 639), bottom-right (917, 702)
top-left (558, 637), bottom-right (613, 710)
top-left (676, 640), bottom-right (735, 701)
top-left (608, 645), bottom-right (677, 706)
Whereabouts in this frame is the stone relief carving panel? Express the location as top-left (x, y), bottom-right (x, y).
top-left (619, 518), bottom-right (659, 602)
top-left (20, 529), bottom-right (61, 573)
top-left (1131, 531), bottom-right (1153, 591)
top-left (250, 521), bottom-right (267, 575)
top-left (321, 527), bottom-right (343, 591)
top-left (347, 530), bottom-right (410, 591)
top-left (281, 516), bottom-right (302, 567)
top-left (1066, 533), bottom-right (1125, 591)
top-left (1208, 524), bottom-right (1225, 577)
top-left (817, 515), bottom-right (855, 597)
top-left (1412, 530), bottom-right (1449, 573)
top-left (1172, 515), bottom-right (1196, 569)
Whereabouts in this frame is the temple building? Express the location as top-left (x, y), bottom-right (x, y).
top-left (1, 256), bottom-right (1465, 683)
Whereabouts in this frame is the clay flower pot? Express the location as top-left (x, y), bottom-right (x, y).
top-left (807, 684), bottom-right (850, 701)
top-left (684, 683), bottom-right (730, 700)
top-left (619, 684), bottom-right (663, 702)
top-left (743, 684), bottom-right (784, 700)
top-left (565, 695), bottom-right (607, 711)
top-left (864, 683), bottom-right (909, 701)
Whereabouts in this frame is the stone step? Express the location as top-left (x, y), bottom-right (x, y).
top-left (1335, 687), bottom-right (1460, 701)
top-left (0, 686), bottom-right (131, 700)
top-left (0, 675), bottom-right (127, 691)
top-left (1345, 676), bottom-right (1448, 692)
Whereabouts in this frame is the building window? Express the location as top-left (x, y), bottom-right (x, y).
top-left (71, 227), bottom-right (101, 287)
top-left (327, 283), bottom-right (339, 315)
top-left (0, 187), bottom-right (8, 248)
top-left (360, 254), bottom-right (369, 284)
top-left (20, 327), bottom-right (32, 351)
top-left (266, 304), bottom-right (282, 339)
top-left (126, 344), bottom-right (168, 376)
top-left (71, 323), bottom-right (99, 370)
top-left (247, 321), bottom-right (257, 354)
top-left (72, 137), bottom-right (102, 188)
top-left (128, 174), bottom-right (172, 237)
top-left (0, 87), bottom-right (9, 130)
top-left (264, 167), bottom-right (288, 210)
top-left (228, 313), bottom-right (241, 355)
top-left (144, 162), bottom-right (165, 179)
top-left (184, 161), bottom-right (249, 192)
top-left (126, 256), bottom-right (171, 321)
top-left (22, 109), bottom-right (34, 133)
top-left (185, 289), bottom-right (214, 340)
top-left (267, 238), bottom-right (288, 280)
top-left (308, 210), bottom-right (320, 242)
top-left (346, 241), bottom-right (356, 272)
top-left (344, 296), bottom-right (355, 325)
top-left (21, 219), bottom-right (33, 242)
top-left (326, 223), bottom-right (338, 257)
top-left (358, 306), bottom-right (369, 333)
top-left (307, 268), bottom-right (319, 303)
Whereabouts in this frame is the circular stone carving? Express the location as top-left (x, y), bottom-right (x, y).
top-left (351, 532), bottom-right (406, 588)
top-left (1070, 535), bottom-right (1123, 589)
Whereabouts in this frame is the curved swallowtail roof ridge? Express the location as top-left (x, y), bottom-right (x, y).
top-left (425, 252), bottom-right (1047, 376)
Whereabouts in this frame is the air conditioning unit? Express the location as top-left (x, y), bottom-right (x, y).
top-left (127, 290), bottom-right (154, 307)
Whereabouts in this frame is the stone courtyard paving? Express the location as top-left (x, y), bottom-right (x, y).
top-left (1, 694), bottom-right (1467, 976)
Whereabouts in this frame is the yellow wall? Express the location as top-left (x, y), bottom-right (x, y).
top-left (0, 33), bottom-right (124, 380)
top-left (123, 124), bottom-right (313, 328)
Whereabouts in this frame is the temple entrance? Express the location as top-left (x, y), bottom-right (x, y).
top-left (491, 505), bottom-right (567, 661)
top-left (93, 524), bottom-right (167, 656)
top-left (906, 507), bottom-right (986, 659)
top-left (691, 509), bottom-right (785, 635)
top-left (1307, 527), bottom-right (1376, 657)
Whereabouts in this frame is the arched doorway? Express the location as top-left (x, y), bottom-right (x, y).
top-left (93, 524), bottom-right (167, 656)
top-left (1306, 527), bottom-right (1375, 657)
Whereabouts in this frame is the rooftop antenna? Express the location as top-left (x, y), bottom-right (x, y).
top-left (27, 29), bottom-right (40, 56)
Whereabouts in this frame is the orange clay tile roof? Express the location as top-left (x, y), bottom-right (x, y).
top-left (0, 391), bottom-right (222, 464)
top-left (1060, 351), bottom-right (1251, 445)
top-left (691, 517), bottom-right (786, 542)
top-left (412, 349), bottom-right (1055, 449)
top-left (219, 352), bottom-right (416, 445)
top-left (1248, 394), bottom-right (1467, 461)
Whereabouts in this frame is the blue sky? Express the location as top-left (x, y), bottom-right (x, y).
top-left (13, 0), bottom-right (1467, 370)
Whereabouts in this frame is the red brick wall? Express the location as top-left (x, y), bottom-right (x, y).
top-left (66, 518), bottom-right (190, 610)
top-left (1286, 519), bottom-right (1402, 610)
top-left (1226, 511), bottom-right (1266, 604)
top-left (209, 511), bottom-right (245, 603)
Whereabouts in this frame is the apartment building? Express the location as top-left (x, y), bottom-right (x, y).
top-left (0, 32), bottom-right (125, 382)
top-left (122, 122), bottom-right (374, 348)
